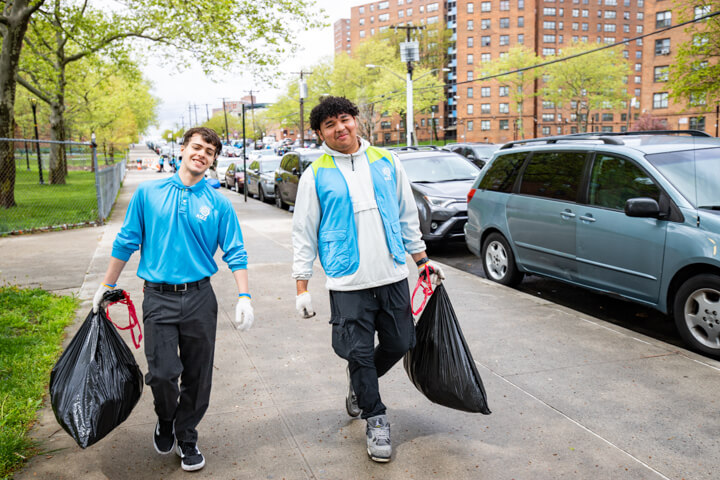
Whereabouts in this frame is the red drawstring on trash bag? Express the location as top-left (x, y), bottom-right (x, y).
top-left (411, 264), bottom-right (434, 316)
top-left (105, 290), bottom-right (142, 349)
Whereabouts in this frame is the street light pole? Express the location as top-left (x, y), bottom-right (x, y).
top-left (221, 98), bottom-right (230, 143)
top-left (30, 98), bottom-right (44, 184)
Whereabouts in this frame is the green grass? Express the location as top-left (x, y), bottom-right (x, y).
top-left (0, 169), bottom-right (99, 234)
top-left (0, 286), bottom-right (78, 479)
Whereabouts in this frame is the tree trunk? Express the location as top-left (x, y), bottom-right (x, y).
top-left (49, 102), bottom-right (67, 184)
top-left (109, 142), bottom-right (115, 163)
top-left (0, 0), bottom-right (38, 208)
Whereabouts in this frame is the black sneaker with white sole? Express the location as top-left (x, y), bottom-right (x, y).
top-left (153, 419), bottom-right (175, 454)
top-left (176, 440), bottom-right (205, 472)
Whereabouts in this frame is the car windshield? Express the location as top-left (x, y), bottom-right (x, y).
top-left (261, 159), bottom-right (280, 173)
top-left (258, 149), bottom-right (276, 157)
top-left (216, 158), bottom-right (234, 169)
top-left (401, 155), bottom-right (480, 183)
top-left (645, 147), bottom-right (720, 209)
top-left (470, 145), bottom-right (500, 158)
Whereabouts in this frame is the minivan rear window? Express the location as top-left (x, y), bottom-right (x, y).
top-left (518, 151), bottom-right (586, 201)
top-left (477, 153), bottom-right (526, 192)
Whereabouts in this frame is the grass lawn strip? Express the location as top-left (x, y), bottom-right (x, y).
top-left (0, 286), bottom-right (77, 479)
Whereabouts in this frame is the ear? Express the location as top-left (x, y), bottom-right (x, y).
top-left (315, 130), bottom-right (324, 142)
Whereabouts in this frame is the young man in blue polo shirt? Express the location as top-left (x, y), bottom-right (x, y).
top-left (291, 96), bottom-right (445, 463)
top-left (93, 127), bottom-right (254, 472)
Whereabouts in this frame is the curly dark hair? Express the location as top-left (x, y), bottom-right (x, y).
top-left (182, 127), bottom-right (223, 158)
top-left (310, 96), bottom-right (360, 132)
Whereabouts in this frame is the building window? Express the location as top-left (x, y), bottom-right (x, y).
top-left (543, 21), bottom-right (556, 29)
top-left (481, 1), bottom-right (491, 11)
top-left (468, 121), bottom-right (474, 131)
top-left (468, 87), bottom-right (474, 98)
top-left (653, 92), bottom-right (668, 109)
top-left (542, 47), bottom-right (556, 55)
top-left (481, 18), bottom-right (491, 29)
top-left (500, 0), bottom-right (510, 10)
top-left (359, 30), bottom-right (366, 38)
top-left (690, 116), bottom-right (706, 130)
top-left (499, 103), bottom-right (509, 113)
top-left (499, 119), bottom-right (509, 130)
top-left (468, 36), bottom-right (474, 48)
top-left (499, 86), bottom-right (509, 96)
top-left (544, 7), bottom-right (556, 15)
top-left (604, 10), bottom-right (616, 19)
top-left (481, 35), bottom-right (491, 46)
top-left (604, 24), bottom-right (616, 32)
top-left (690, 93), bottom-right (707, 106)
top-left (381, 121), bottom-right (391, 129)
top-left (467, 19), bottom-right (474, 30)
top-left (467, 54), bottom-right (474, 64)
top-left (481, 103), bottom-right (491, 113)
top-left (695, 5), bottom-right (711, 19)
top-left (481, 53), bottom-right (492, 62)
top-left (468, 2), bottom-right (475, 13)
top-left (655, 38), bottom-right (670, 55)
top-left (518, 34), bottom-right (525, 44)
top-left (359, 18), bottom-right (365, 25)
top-left (542, 126), bottom-right (551, 135)
top-left (378, 13), bottom-right (390, 21)
top-left (398, 10), bottom-right (404, 17)
top-left (693, 34), bottom-right (709, 47)
top-left (656, 11), bottom-right (671, 28)
top-left (602, 113), bottom-right (613, 122)
top-left (500, 17), bottom-right (510, 28)
top-left (427, 15), bottom-right (439, 24)
top-left (481, 87), bottom-right (491, 97)
top-left (500, 35), bottom-right (509, 45)
top-left (654, 66), bottom-right (668, 82)
top-left (542, 113), bottom-right (554, 122)
top-left (543, 34), bottom-right (556, 43)
top-left (518, 16), bottom-right (524, 27)
top-left (427, 2), bottom-right (439, 12)
top-left (407, 8), bottom-right (412, 15)
top-left (481, 120), bottom-right (491, 130)
top-left (467, 104), bottom-right (474, 115)
top-left (359, 6), bottom-right (365, 14)
top-left (378, 1), bottom-right (389, 8)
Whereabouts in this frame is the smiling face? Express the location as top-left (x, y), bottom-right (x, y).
top-left (179, 134), bottom-right (218, 177)
top-left (316, 113), bottom-right (360, 155)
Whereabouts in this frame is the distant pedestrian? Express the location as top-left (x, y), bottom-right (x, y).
top-left (158, 155), bottom-right (165, 173)
top-left (93, 126), bottom-right (254, 472)
top-left (291, 96), bottom-right (444, 463)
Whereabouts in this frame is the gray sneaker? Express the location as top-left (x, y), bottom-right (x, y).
top-left (346, 365), bottom-right (361, 417)
top-left (366, 415), bottom-right (391, 462)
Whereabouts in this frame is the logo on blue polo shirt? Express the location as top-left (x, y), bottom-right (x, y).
top-left (196, 205), bottom-right (211, 221)
top-left (382, 166), bottom-right (392, 181)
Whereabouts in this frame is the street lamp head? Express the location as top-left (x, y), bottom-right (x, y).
top-left (366, 64), bottom-right (378, 69)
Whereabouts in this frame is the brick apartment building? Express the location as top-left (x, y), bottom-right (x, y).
top-left (334, 19), bottom-right (352, 56)
top-left (338, 0), bottom-right (715, 143)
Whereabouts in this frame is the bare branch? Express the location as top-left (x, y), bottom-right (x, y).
top-left (63, 31), bottom-right (170, 64)
top-left (16, 74), bottom-right (52, 104)
top-left (22, 36), bottom-right (53, 66)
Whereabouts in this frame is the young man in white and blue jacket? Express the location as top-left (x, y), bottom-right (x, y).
top-left (92, 127), bottom-right (254, 472)
top-left (291, 96), bottom-right (445, 463)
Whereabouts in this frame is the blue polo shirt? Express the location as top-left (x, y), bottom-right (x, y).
top-left (112, 174), bottom-right (247, 283)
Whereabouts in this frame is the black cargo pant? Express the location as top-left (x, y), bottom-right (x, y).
top-left (329, 279), bottom-right (415, 419)
top-left (141, 278), bottom-right (218, 444)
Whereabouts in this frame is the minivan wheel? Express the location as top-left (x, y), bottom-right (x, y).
top-left (673, 274), bottom-right (720, 357)
top-left (275, 189), bottom-right (288, 210)
top-left (481, 233), bottom-right (523, 287)
top-left (258, 187), bottom-right (265, 203)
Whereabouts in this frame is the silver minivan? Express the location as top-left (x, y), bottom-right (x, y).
top-left (465, 132), bottom-right (720, 356)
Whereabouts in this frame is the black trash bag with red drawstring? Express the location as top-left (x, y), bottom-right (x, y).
top-left (50, 289), bottom-right (143, 448)
top-left (404, 282), bottom-right (491, 414)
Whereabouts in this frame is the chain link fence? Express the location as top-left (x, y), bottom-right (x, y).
top-left (0, 138), bottom-right (127, 235)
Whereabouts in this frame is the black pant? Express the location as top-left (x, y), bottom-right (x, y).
top-left (329, 280), bottom-right (415, 419)
top-left (141, 280), bottom-right (218, 443)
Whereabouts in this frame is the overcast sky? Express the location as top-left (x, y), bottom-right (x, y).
top-left (144, 1), bottom-right (364, 136)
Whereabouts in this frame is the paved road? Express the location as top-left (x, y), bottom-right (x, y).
top-left (6, 153), bottom-right (720, 480)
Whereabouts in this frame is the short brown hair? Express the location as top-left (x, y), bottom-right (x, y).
top-left (182, 127), bottom-right (223, 158)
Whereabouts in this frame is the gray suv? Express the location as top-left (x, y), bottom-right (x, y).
top-left (465, 131), bottom-right (720, 356)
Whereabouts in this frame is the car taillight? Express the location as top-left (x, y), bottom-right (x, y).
top-left (467, 188), bottom-right (476, 204)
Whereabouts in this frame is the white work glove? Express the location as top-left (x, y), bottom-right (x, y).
top-left (296, 291), bottom-right (316, 318)
top-left (93, 283), bottom-right (116, 313)
top-left (234, 297), bottom-right (254, 331)
top-left (419, 260), bottom-right (446, 286)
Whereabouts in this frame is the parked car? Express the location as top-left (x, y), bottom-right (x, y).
top-left (224, 163), bottom-right (245, 192)
top-left (246, 157), bottom-right (281, 203)
top-left (444, 142), bottom-right (502, 168)
top-left (274, 148), bottom-right (323, 209)
top-left (215, 157), bottom-right (234, 187)
top-left (465, 131), bottom-right (720, 356)
top-left (392, 147), bottom-right (481, 244)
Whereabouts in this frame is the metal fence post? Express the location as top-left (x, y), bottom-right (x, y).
top-left (92, 133), bottom-right (103, 225)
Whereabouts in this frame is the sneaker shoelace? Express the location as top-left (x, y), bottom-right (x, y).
top-left (371, 424), bottom-right (390, 443)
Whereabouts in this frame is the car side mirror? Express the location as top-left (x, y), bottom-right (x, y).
top-left (467, 154), bottom-right (476, 161)
top-left (625, 198), bottom-right (661, 218)
top-left (292, 167), bottom-right (299, 176)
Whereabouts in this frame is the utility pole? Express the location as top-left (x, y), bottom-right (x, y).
top-left (205, 104), bottom-right (210, 122)
top-left (193, 104), bottom-right (199, 125)
top-left (291, 71), bottom-right (312, 146)
top-left (220, 98), bottom-right (230, 143)
top-left (395, 25), bottom-right (423, 146)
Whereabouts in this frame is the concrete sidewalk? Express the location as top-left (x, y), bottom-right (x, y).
top-left (5, 163), bottom-right (720, 479)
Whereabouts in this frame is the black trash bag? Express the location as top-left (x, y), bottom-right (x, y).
top-left (404, 283), bottom-right (491, 414)
top-left (49, 289), bottom-right (143, 448)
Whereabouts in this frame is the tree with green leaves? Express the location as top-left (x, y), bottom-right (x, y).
top-left (540, 42), bottom-right (630, 133)
top-left (668, 4), bottom-right (720, 107)
top-left (0, 0), bottom-right (45, 208)
top-left (483, 46), bottom-right (541, 139)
